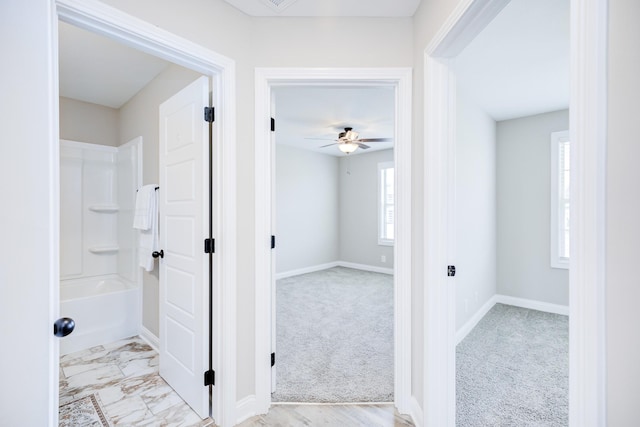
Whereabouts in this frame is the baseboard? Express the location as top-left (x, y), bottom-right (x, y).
top-left (235, 395), bottom-right (257, 425)
top-left (495, 295), bottom-right (569, 316)
top-left (337, 261), bottom-right (394, 275)
top-left (275, 260), bottom-right (393, 279)
top-left (139, 326), bottom-right (159, 352)
top-left (456, 294), bottom-right (570, 345)
top-left (456, 295), bottom-right (498, 345)
top-left (275, 262), bottom-right (339, 280)
top-left (408, 396), bottom-right (424, 427)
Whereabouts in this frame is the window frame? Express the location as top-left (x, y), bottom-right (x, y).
top-left (378, 161), bottom-right (395, 246)
top-left (550, 130), bottom-right (570, 269)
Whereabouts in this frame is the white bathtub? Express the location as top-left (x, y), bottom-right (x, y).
top-left (60, 275), bottom-right (140, 355)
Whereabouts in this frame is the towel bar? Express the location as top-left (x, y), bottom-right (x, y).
top-left (136, 187), bottom-right (159, 192)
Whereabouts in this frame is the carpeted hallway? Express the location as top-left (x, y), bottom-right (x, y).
top-left (456, 303), bottom-right (569, 426)
top-left (271, 266), bottom-right (394, 403)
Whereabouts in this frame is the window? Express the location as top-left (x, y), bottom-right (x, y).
top-left (378, 161), bottom-right (394, 246)
top-left (550, 130), bottom-right (570, 269)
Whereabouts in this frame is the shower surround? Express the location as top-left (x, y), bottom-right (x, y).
top-left (59, 138), bottom-right (142, 355)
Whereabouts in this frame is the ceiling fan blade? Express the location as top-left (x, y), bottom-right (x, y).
top-left (357, 137), bottom-right (393, 142)
top-left (356, 143), bottom-right (371, 149)
top-left (320, 143), bottom-right (338, 148)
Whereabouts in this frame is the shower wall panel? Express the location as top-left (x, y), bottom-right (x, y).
top-left (60, 140), bottom-right (119, 279)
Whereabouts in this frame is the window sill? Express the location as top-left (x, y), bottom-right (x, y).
top-left (551, 259), bottom-right (569, 270)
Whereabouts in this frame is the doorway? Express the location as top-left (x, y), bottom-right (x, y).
top-left (54, 1), bottom-right (237, 425)
top-left (253, 68), bottom-right (413, 416)
top-left (422, 0), bottom-right (607, 424)
top-left (452, 0), bottom-right (570, 423)
top-left (270, 85), bottom-right (396, 403)
top-left (58, 18), bottom-right (212, 420)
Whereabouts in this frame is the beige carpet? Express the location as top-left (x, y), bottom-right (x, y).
top-left (59, 393), bottom-right (110, 427)
top-left (271, 267), bottom-right (394, 403)
top-left (456, 304), bottom-right (569, 426)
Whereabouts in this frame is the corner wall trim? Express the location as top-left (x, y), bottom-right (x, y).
top-left (139, 327), bottom-right (160, 352)
top-left (337, 261), bottom-right (394, 275)
top-left (455, 296), bottom-right (498, 345)
top-left (496, 295), bottom-right (569, 316)
top-left (275, 262), bottom-right (340, 280)
top-left (455, 295), bottom-right (570, 345)
top-left (409, 396), bottom-right (424, 427)
top-left (235, 395), bottom-right (257, 426)
top-left (275, 261), bottom-right (394, 281)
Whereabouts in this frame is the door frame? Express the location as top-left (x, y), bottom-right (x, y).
top-left (53, 1), bottom-right (238, 425)
top-left (254, 67), bottom-right (413, 417)
top-left (422, 0), bottom-right (608, 425)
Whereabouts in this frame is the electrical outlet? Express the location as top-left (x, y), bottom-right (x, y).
top-left (381, 255), bottom-right (386, 263)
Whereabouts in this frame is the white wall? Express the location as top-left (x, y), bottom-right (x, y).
top-left (276, 145), bottom-right (339, 273)
top-left (251, 18), bottom-right (413, 68)
top-left (455, 91), bottom-right (497, 330)
top-left (339, 149), bottom-right (395, 269)
top-left (118, 63), bottom-right (202, 337)
top-left (607, 0), bottom-right (640, 424)
top-left (59, 97), bottom-right (119, 146)
top-left (496, 109), bottom-right (569, 306)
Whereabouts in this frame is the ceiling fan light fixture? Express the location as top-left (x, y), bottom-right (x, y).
top-left (338, 142), bottom-right (358, 154)
top-left (346, 130), bottom-right (359, 141)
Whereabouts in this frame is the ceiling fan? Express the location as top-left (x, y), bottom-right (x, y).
top-left (308, 127), bottom-right (392, 154)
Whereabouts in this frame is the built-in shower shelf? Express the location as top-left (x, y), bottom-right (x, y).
top-left (88, 205), bottom-right (119, 213)
top-left (88, 246), bottom-right (119, 254)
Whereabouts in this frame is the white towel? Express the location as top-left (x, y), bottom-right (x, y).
top-left (135, 185), bottom-right (159, 272)
top-left (133, 185), bottom-right (157, 230)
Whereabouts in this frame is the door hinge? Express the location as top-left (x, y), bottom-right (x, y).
top-left (204, 106), bottom-right (215, 123)
top-left (204, 238), bottom-right (215, 254)
top-left (447, 265), bottom-right (456, 277)
top-left (204, 369), bottom-right (215, 386)
top-left (271, 352), bottom-right (275, 367)
top-left (271, 235), bottom-right (276, 249)
top-left (270, 117), bottom-right (275, 132)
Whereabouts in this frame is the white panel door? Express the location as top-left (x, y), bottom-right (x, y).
top-left (159, 75), bottom-right (210, 419)
top-left (0, 2), bottom-right (58, 425)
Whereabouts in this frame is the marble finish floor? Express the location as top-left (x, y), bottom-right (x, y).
top-left (59, 336), bottom-right (213, 426)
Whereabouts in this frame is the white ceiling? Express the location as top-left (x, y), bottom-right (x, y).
top-left (58, 21), bottom-right (170, 109)
top-left (273, 86), bottom-right (395, 157)
top-left (454, 0), bottom-right (570, 121)
top-left (223, 0), bottom-right (422, 17)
